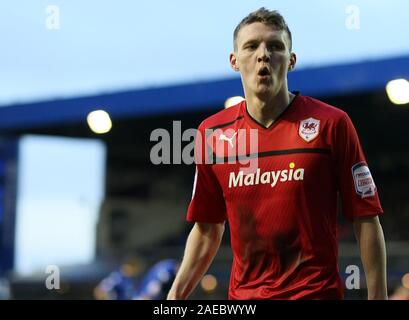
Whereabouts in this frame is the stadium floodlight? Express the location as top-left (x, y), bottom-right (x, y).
top-left (386, 78), bottom-right (409, 105)
top-left (87, 110), bottom-right (112, 134)
top-left (224, 96), bottom-right (245, 109)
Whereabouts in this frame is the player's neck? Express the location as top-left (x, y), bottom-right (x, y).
top-left (245, 90), bottom-right (295, 128)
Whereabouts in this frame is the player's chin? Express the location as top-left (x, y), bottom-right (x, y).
top-left (255, 81), bottom-right (273, 94)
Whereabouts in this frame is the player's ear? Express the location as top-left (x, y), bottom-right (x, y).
top-left (230, 53), bottom-right (240, 72)
top-left (288, 52), bottom-right (297, 72)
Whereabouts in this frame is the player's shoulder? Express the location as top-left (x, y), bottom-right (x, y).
top-left (300, 95), bottom-right (349, 123)
top-left (198, 102), bottom-right (243, 131)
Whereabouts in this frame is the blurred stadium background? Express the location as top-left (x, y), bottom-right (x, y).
top-left (0, 1), bottom-right (408, 300)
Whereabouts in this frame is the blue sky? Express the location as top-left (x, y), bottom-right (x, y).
top-left (1, 0), bottom-right (408, 106)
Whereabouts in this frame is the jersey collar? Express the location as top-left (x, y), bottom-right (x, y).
top-left (242, 91), bottom-right (301, 132)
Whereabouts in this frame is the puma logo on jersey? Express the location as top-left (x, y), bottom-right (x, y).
top-left (219, 132), bottom-right (237, 148)
top-left (228, 162), bottom-right (304, 188)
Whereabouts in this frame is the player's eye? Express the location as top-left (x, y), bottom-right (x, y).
top-left (245, 43), bottom-right (258, 50)
top-left (268, 42), bottom-right (284, 51)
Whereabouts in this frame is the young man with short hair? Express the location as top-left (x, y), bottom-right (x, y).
top-left (167, 7), bottom-right (387, 300)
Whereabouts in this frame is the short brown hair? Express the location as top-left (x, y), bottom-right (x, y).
top-left (233, 7), bottom-right (292, 52)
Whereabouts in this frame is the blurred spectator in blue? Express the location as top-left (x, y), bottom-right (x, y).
top-left (94, 258), bottom-right (179, 300)
top-left (94, 256), bottom-right (141, 300)
top-left (133, 259), bottom-right (179, 300)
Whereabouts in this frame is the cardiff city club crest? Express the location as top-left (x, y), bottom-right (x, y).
top-left (299, 118), bottom-right (320, 142)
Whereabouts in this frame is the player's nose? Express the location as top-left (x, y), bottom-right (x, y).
top-left (257, 44), bottom-right (270, 63)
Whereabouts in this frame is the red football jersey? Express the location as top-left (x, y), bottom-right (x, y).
top-left (187, 93), bottom-right (383, 300)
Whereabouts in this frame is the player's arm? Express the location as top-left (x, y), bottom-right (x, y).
top-left (353, 215), bottom-right (388, 300)
top-left (167, 221), bottom-right (225, 300)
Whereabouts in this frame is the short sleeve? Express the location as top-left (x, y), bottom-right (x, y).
top-left (186, 124), bottom-right (227, 223)
top-left (333, 113), bottom-right (383, 221)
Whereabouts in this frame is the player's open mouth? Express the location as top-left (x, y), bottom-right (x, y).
top-left (257, 67), bottom-right (271, 78)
